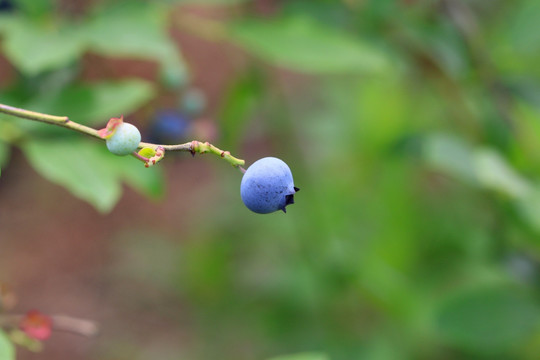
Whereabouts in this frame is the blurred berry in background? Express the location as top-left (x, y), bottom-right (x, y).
top-left (190, 118), bottom-right (218, 143)
top-left (160, 64), bottom-right (189, 90)
top-left (179, 88), bottom-right (207, 117)
top-left (148, 109), bottom-right (192, 144)
top-left (0, 0), bottom-right (14, 12)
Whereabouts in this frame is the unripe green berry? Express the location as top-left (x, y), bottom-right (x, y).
top-left (106, 123), bottom-right (141, 156)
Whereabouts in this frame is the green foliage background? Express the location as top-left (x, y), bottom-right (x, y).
top-left (2, 0), bottom-right (540, 359)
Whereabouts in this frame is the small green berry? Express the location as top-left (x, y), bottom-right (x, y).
top-left (106, 122), bottom-right (141, 156)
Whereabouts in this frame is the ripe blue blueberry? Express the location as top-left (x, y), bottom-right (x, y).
top-left (240, 157), bottom-right (299, 214)
top-left (106, 122), bottom-right (141, 156)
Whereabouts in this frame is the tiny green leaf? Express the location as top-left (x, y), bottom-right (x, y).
top-left (138, 147), bottom-right (157, 159)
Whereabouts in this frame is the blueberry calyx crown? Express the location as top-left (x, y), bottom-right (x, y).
top-left (283, 187), bottom-right (300, 213)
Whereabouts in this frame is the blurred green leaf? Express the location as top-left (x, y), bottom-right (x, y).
top-left (22, 140), bottom-right (122, 212)
top-left (515, 189), bottom-right (540, 233)
top-left (0, 15), bottom-right (16, 32)
top-left (266, 352), bottom-right (329, 360)
top-left (424, 134), bottom-right (477, 185)
top-left (505, 0), bottom-right (540, 55)
top-left (111, 156), bottom-right (165, 199)
top-left (489, 0), bottom-right (540, 75)
top-left (85, 2), bottom-right (167, 56)
top-left (85, 2), bottom-right (187, 85)
top-left (219, 69), bottom-right (264, 148)
top-left (229, 16), bottom-right (389, 74)
top-left (0, 3), bottom-right (187, 80)
top-left (473, 148), bottom-right (532, 199)
top-left (82, 81), bottom-right (155, 124)
top-left (13, 0), bottom-right (54, 17)
top-left (424, 135), bottom-right (533, 198)
top-left (21, 138), bottom-right (165, 211)
top-left (507, 78), bottom-right (540, 110)
top-left (436, 286), bottom-right (540, 354)
top-left (0, 16), bottom-right (86, 75)
top-left (402, 20), bottom-right (468, 79)
top-left (164, 0), bottom-right (250, 4)
top-left (0, 141), bottom-right (10, 173)
top-left (0, 330), bottom-right (15, 360)
top-left (28, 80), bottom-right (155, 125)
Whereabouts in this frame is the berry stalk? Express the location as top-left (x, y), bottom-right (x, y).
top-left (0, 103), bottom-right (245, 168)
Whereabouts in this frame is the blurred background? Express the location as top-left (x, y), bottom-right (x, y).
top-left (1, 0), bottom-right (540, 359)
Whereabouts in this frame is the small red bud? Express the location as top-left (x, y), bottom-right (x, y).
top-left (20, 310), bottom-right (52, 340)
